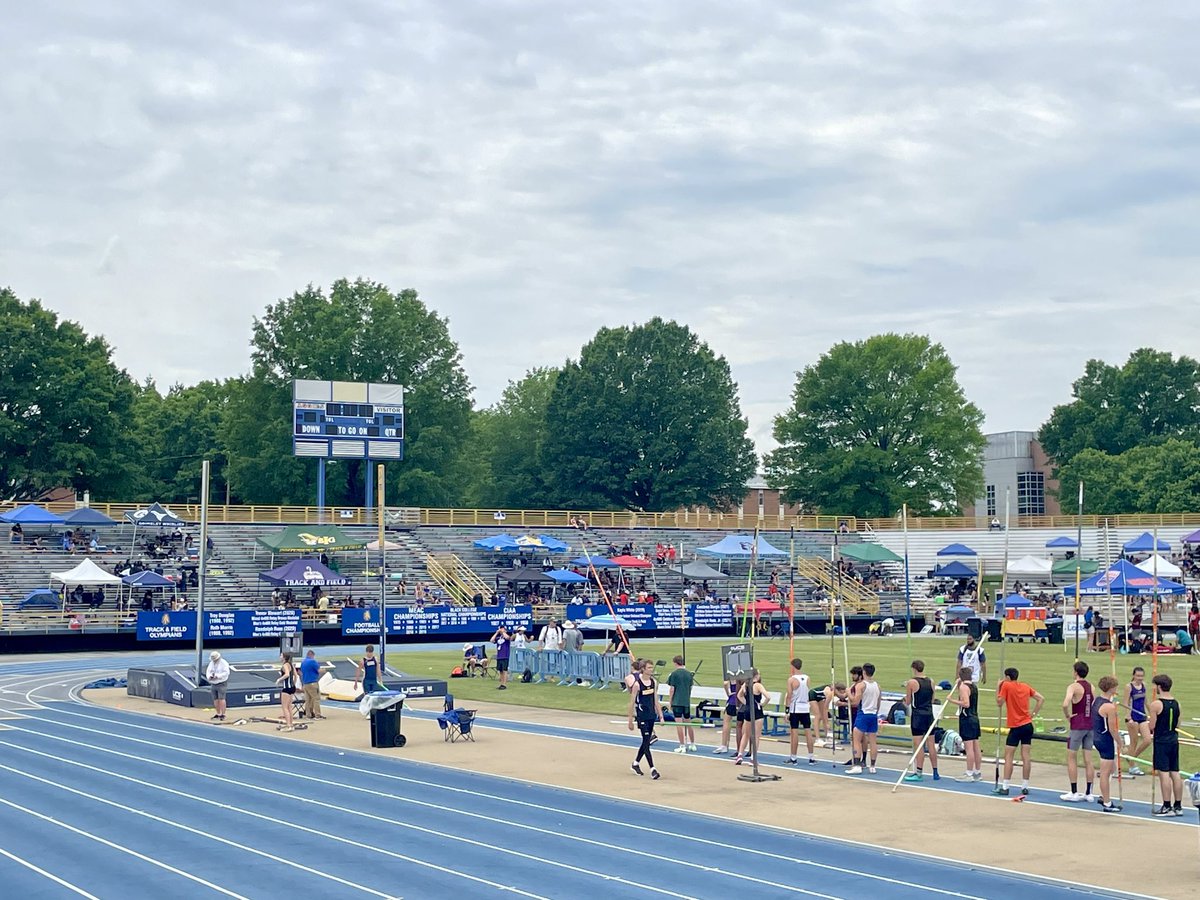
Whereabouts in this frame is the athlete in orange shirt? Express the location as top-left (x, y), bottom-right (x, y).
top-left (993, 667), bottom-right (1044, 796)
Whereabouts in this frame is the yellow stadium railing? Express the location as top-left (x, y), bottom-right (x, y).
top-left (4, 502), bottom-right (1200, 533)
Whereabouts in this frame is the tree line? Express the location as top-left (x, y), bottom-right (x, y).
top-left (2, 282), bottom-right (1194, 515)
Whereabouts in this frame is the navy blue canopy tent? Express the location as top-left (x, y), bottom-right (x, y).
top-left (936, 543), bottom-right (976, 557)
top-left (19, 589), bottom-right (61, 610)
top-left (696, 534), bottom-right (789, 558)
top-left (259, 558), bottom-right (350, 587)
top-left (1122, 532), bottom-right (1169, 554)
top-left (932, 560), bottom-right (977, 578)
top-left (1, 504), bottom-right (65, 525)
top-left (474, 534), bottom-right (518, 551)
top-left (1045, 536), bottom-right (1078, 549)
top-left (122, 571), bottom-right (175, 588)
top-left (61, 507), bottom-right (120, 527)
top-left (1063, 559), bottom-right (1185, 597)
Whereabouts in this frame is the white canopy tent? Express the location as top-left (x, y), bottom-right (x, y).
top-left (50, 558), bottom-right (122, 587)
top-left (1006, 555), bottom-right (1053, 579)
top-left (1135, 555), bottom-right (1182, 579)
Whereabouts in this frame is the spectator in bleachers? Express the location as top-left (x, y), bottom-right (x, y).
top-left (10, 522), bottom-right (22, 543)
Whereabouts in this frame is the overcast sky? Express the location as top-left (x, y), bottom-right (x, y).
top-left (4, 2), bottom-right (1199, 457)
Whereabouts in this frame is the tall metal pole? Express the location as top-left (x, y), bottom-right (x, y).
top-left (902, 503), bottom-right (912, 655)
top-left (317, 458), bottom-right (326, 524)
top-left (195, 460), bottom-right (211, 680)
top-left (377, 463), bottom-right (387, 679)
top-left (1074, 481), bottom-right (1083, 661)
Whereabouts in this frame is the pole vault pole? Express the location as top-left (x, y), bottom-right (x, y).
top-left (194, 459), bottom-right (210, 681)
top-left (892, 676), bottom-right (965, 792)
top-left (993, 487), bottom-right (1010, 792)
top-left (377, 464), bottom-right (387, 678)
top-left (902, 502), bottom-right (912, 658)
top-left (1074, 481), bottom-right (1083, 660)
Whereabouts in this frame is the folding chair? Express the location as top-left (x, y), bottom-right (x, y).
top-left (437, 694), bottom-right (477, 743)
top-left (464, 644), bottom-right (492, 678)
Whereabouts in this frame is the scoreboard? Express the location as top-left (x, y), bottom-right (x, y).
top-left (292, 380), bottom-right (405, 460)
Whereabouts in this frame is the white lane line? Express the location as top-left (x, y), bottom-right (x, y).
top-left (0, 743), bottom-right (551, 900)
top-left (3, 717), bottom-right (831, 900)
top-left (13, 700), bottom-right (996, 898)
top-left (0, 846), bottom-right (101, 899)
top-left (0, 793), bottom-right (251, 899)
top-left (1, 732), bottom-right (698, 900)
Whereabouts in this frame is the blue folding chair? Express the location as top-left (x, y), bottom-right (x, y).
top-left (437, 694), bottom-right (477, 743)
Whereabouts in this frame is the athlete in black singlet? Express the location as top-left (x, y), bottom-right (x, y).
top-left (627, 658), bottom-right (662, 779)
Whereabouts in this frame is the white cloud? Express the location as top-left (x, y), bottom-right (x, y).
top-left (1, 0), bottom-right (1198, 457)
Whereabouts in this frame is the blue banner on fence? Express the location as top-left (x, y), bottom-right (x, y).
top-left (340, 604), bottom-right (534, 637)
top-left (136, 609), bottom-right (304, 641)
top-left (568, 602), bottom-right (734, 631)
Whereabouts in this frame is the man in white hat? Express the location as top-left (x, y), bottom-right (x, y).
top-left (513, 625), bottom-right (528, 650)
top-left (562, 619), bottom-right (584, 653)
top-left (205, 650), bottom-right (230, 721)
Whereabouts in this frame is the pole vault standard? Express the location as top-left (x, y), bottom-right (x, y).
top-left (194, 459), bottom-right (211, 681)
top-left (993, 487), bottom-right (1011, 792)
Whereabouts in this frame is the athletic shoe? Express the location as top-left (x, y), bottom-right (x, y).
top-left (843, 758), bottom-right (856, 766)
top-left (786, 757), bottom-right (798, 765)
top-left (846, 766), bottom-right (863, 774)
top-left (210, 714), bottom-right (221, 720)
top-left (733, 755), bottom-right (744, 765)
top-left (713, 746), bottom-right (729, 755)
top-left (1153, 804), bottom-right (1173, 817)
top-left (808, 758), bottom-right (817, 765)
top-left (1128, 766), bottom-right (1145, 776)
top-left (932, 770), bottom-right (941, 781)
top-left (955, 773), bottom-right (975, 782)
top-left (673, 746), bottom-right (687, 754)
top-left (498, 685), bottom-right (506, 690)
top-left (868, 766), bottom-right (877, 774)
top-left (649, 734), bottom-right (659, 746)
top-left (651, 768), bottom-right (661, 780)
top-left (973, 774), bottom-right (983, 782)
top-left (1020, 787), bottom-right (1029, 796)
top-left (991, 786), bottom-right (1010, 796)
top-left (631, 763), bottom-right (644, 776)
top-left (1174, 806), bottom-right (1184, 817)
top-left (903, 773), bottom-right (924, 782)
top-left (1084, 793), bottom-right (1095, 803)
top-left (1060, 792), bottom-right (1084, 802)
top-left (688, 743), bottom-right (698, 752)
top-left (1099, 802), bottom-right (1118, 813)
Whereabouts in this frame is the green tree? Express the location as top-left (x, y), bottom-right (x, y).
top-left (1056, 439), bottom-right (1200, 514)
top-left (543, 318), bottom-right (756, 511)
top-left (766, 333), bottom-right (984, 517)
top-left (1040, 349), bottom-right (1200, 464)
top-left (130, 379), bottom-right (232, 503)
top-left (0, 288), bottom-right (138, 500)
top-left (240, 278), bottom-right (475, 507)
top-left (474, 367), bottom-right (560, 508)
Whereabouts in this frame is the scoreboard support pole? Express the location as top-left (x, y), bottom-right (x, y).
top-left (365, 458), bottom-right (373, 514)
top-left (316, 458), bottom-right (327, 524)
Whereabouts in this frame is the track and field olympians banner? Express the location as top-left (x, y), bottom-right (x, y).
top-left (136, 609), bottom-right (303, 641)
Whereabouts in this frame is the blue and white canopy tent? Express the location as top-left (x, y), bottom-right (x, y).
top-left (1045, 536), bottom-right (1079, 549)
top-left (1063, 559), bottom-right (1185, 597)
top-left (931, 560), bottom-right (977, 579)
top-left (61, 507), bottom-right (120, 527)
top-left (122, 569), bottom-right (178, 606)
top-left (259, 558), bottom-right (351, 588)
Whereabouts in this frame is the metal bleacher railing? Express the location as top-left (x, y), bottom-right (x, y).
top-left (5, 501), bottom-right (1199, 532)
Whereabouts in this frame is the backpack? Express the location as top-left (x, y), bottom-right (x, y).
top-left (521, 668), bottom-right (533, 683)
top-left (450, 666), bottom-right (467, 678)
top-left (939, 728), bottom-right (964, 756)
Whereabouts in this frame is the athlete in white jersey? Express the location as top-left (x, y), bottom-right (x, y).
top-left (784, 658), bottom-right (816, 765)
top-left (957, 635), bottom-right (987, 685)
top-left (848, 663), bottom-right (882, 774)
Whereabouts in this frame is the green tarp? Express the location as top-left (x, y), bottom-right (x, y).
top-left (839, 543), bottom-right (903, 563)
top-left (1052, 558), bottom-right (1099, 577)
top-left (255, 524), bottom-right (367, 553)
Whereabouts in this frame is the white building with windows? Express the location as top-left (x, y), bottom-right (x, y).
top-left (964, 431), bottom-right (1061, 521)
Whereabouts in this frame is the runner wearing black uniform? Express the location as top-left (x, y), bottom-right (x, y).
top-left (1148, 674), bottom-right (1183, 816)
top-left (627, 659), bottom-right (662, 779)
top-left (734, 669), bottom-right (768, 765)
top-left (902, 660), bottom-right (940, 782)
top-left (948, 666), bottom-right (982, 782)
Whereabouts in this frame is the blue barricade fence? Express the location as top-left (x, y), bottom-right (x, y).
top-left (510, 648), bottom-right (630, 689)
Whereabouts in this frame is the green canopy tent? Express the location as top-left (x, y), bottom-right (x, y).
top-left (839, 543), bottom-right (902, 564)
top-left (255, 524), bottom-right (368, 567)
top-left (1052, 558), bottom-right (1098, 578)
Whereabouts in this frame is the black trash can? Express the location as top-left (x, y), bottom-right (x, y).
top-left (986, 618), bottom-right (1003, 643)
top-left (369, 695), bottom-right (406, 748)
top-left (1046, 619), bottom-right (1064, 645)
top-left (966, 617), bottom-right (984, 640)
